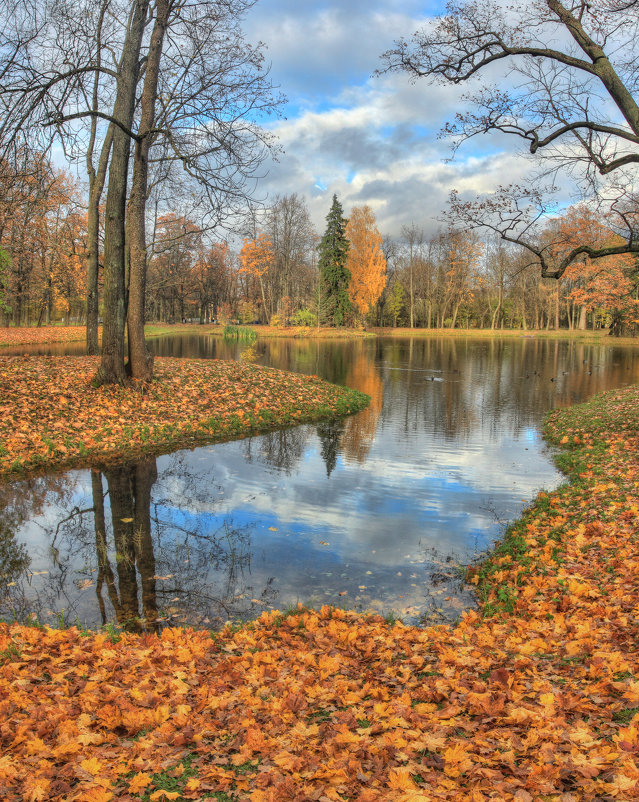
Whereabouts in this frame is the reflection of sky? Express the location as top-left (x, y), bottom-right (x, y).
top-left (4, 335), bottom-right (639, 629)
top-left (152, 421), bottom-right (552, 579)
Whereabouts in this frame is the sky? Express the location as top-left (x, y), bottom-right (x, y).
top-left (242, 0), bottom-right (536, 240)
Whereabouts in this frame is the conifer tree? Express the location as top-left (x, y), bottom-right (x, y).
top-left (317, 195), bottom-right (351, 327)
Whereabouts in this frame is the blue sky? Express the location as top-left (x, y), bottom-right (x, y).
top-left (243, 0), bottom-right (534, 238)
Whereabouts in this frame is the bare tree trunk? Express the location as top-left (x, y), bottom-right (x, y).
top-left (578, 304), bottom-right (587, 330)
top-left (258, 275), bottom-right (270, 324)
top-left (86, 128), bottom-right (113, 355)
top-left (96, 0), bottom-right (150, 385)
top-left (451, 301), bottom-right (460, 328)
top-left (85, 0), bottom-right (112, 356)
top-left (409, 261), bottom-right (414, 328)
top-left (127, 0), bottom-right (171, 381)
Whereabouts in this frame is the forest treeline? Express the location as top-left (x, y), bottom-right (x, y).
top-left (1, 152), bottom-right (638, 335)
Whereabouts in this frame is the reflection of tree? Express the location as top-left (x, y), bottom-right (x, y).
top-left (93, 460), bottom-right (159, 632)
top-left (340, 345), bottom-right (384, 462)
top-left (262, 338), bottom-right (352, 386)
top-left (0, 474), bottom-right (75, 617)
top-left (316, 419), bottom-right (345, 477)
top-left (0, 518), bottom-right (30, 596)
top-left (242, 426), bottom-right (310, 474)
top-left (1, 454), bottom-right (277, 631)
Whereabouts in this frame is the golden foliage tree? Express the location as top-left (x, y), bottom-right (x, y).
top-left (239, 233), bottom-right (275, 323)
top-left (345, 206), bottom-right (387, 319)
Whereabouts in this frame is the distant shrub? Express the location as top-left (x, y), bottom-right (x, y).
top-left (291, 308), bottom-right (317, 327)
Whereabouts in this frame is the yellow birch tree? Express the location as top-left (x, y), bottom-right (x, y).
top-left (345, 205), bottom-right (387, 320)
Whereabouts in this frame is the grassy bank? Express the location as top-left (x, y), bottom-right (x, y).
top-left (5, 323), bottom-right (635, 348)
top-left (0, 356), bottom-right (369, 479)
top-left (371, 325), bottom-right (639, 346)
top-left (1, 385), bottom-right (638, 799)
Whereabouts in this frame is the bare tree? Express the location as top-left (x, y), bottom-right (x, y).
top-left (401, 223), bottom-right (424, 328)
top-left (264, 193), bottom-right (317, 316)
top-left (380, 0), bottom-right (639, 277)
top-left (0, 0), bottom-right (281, 382)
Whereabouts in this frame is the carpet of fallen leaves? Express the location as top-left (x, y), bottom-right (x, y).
top-left (0, 325), bottom-right (88, 347)
top-left (0, 356), bottom-right (368, 478)
top-left (2, 385), bottom-right (639, 800)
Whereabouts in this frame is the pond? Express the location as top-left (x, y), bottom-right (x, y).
top-left (2, 334), bottom-right (638, 631)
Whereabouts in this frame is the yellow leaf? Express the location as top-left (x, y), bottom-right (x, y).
top-left (78, 789), bottom-right (114, 802)
top-left (387, 767), bottom-right (418, 792)
top-left (80, 757), bottom-right (103, 776)
top-left (129, 773), bottom-right (152, 794)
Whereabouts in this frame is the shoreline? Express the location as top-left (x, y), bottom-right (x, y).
top-left (2, 322), bottom-right (639, 349)
top-left (0, 355), bottom-right (369, 481)
top-left (1, 384), bottom-right (638, 797)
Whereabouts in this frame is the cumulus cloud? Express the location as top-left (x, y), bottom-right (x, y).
top-left (256, 73), bottom-right (532, 238)
top-left (245, 0), bottom-right (436, 100)
top-left (241, 1), bottom-right (538, 239)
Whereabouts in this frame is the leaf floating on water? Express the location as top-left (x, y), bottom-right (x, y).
top-left (320, 541), bottom-right (329, 546)
top-left (268, 527), bottom-right (278, 531)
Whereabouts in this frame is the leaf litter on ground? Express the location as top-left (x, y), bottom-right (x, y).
top-left (1, 374), bottom-right (639, 799)
top-left (0, 355), bottom-right (369, 477)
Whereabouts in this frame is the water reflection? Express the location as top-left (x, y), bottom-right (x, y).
top-left (1, 457), bottom-right (277, 630)
top-left (2, 334), bottom-right (639, 629)
top-left (94, 462), bottom-right (159, 631)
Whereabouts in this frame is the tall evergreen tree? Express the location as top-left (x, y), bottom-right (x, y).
top-left (318, 195), bottom-right (351, 327)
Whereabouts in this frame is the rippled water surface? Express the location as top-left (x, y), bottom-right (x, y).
top-left (2, 334), bottom-right (638, 629)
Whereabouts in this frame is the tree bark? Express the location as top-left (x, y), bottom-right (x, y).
top-left (96, 0), bottom-right (150, 385)
top-left (127, 0), bottom-right (171, 381)
top-left (85, 0), bottom-right (112, 356)
top-left (86, 127), bottom-right (113, 355)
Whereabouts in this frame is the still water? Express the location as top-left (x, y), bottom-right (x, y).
top-left (2, 334), bottom-right (638, 630)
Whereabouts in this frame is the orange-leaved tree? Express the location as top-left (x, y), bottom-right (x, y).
top-left (553, 205), bottom-right (636, 332)
top-left (345, 205), bottom-right (387, 322)
top-left (239, 233), bottom-right (275, 324)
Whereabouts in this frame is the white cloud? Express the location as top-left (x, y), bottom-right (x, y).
top-left (256, 72), bottom-right (533, 238)
top-left (238, 0), bottom-right (590, 240)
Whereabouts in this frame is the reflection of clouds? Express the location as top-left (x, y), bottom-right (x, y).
top-left (152, 418), bottom-right (558, 570)
top-left (7, 335), bottom-right (639, 628)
